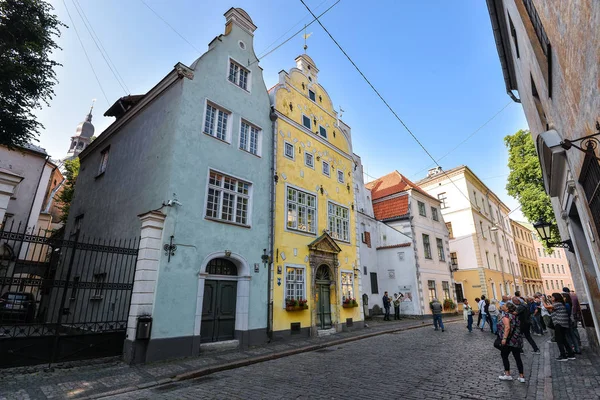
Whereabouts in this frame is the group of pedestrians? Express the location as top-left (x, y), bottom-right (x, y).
top-left (462, 287), bottom-right (583, 382)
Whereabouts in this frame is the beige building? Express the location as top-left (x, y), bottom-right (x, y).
top-left (533, 237), bottom-right (575, 295)
top-left (486, 0), bottom-right (600, 348)
top-left (510, 220), bottom-right (542, 295)
top-left (417, 166), bottom-right (520, 310)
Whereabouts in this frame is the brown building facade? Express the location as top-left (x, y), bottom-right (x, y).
top-left (510, 220), bottom-right (542, 295)
top-left (487, 0), bottom-right (600, 349)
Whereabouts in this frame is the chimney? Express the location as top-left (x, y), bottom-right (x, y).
top-left (428, 166), bottom-right (443, 177)
top-left (224, 8), bottom-right (257, 36)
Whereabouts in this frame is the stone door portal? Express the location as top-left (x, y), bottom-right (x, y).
top-left (316, 265), bottom-right (332, 329)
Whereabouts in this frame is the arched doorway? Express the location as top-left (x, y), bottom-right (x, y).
top-left (200, 258), bottom-right (238, 343)
top-left (315, 265), bottom-right (332, 329)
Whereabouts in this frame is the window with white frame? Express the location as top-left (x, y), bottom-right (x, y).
top-left (436, 238), bottom-right (445, 261)
top-left (322, 161), bottom-right (330, 177)
top-left (319, 126), bottom-right (327, 139)
top-left (206, 171), bottom-right (251, 226)
top-left (239, 120), bottom-right (260, 155)
top-left (328, 202), bottom-right (349, 241)
top-left (431, 207), bottom-right (439, 221)
top-left (204, 102), bottom-right (230, 141)
top-left (304, 151), bottom-right (314, 168)
top-left (423, 234), bottom-right (432, 259)
top-left (285, 266), bottom-right (305, 301)
top-left (284, 142), bottom-right (294, 159)
top-left (98, 147), bottom-right (109, 175)
top-left (418, 201), bottom-right (426, 217)
top-left (341, 272), bottom-right (354, 301)
top-left (228, 59), bottom-right (249, 90)
top-left (286, 187), bottom-right (316, 233)
top-left (302, 115), bottom-right (311, 130)
top-left (308, 89), bottom-right (316, 102)
top-left (442, 281), bottom-right (450, 300)
top-left (337, 170), bottom-right (344, 183)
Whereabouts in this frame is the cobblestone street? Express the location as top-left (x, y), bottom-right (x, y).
top-left (1, 319), bottom-right (599, 400)
top-left (106, 323), bottom-right (598, 400)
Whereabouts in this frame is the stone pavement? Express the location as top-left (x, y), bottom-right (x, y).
top-left (0, 316), bottom-right (456, 400)
top-left (1, 317), bottom-right (599, 400)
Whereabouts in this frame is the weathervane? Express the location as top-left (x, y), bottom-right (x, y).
top-left (303, 25), bottom-right (312, 53)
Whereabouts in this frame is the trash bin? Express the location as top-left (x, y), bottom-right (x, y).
top-left (580, 303), bottom-right (595, 328)
top-left (136, 316), bottom-right (153, 340)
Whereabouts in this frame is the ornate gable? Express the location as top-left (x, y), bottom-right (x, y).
top-left (307, 231), bottom-right (341, 254)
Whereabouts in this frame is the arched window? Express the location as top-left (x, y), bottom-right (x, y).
top-left (70, 141), bottom-right (76, 149)
top-left (315, 265), bottom-right (330, 281)
top-left (206, 258), bottom-right (237, 275)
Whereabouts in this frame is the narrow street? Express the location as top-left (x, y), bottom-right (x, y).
top-left (104, 322), bottom-right (599, 400)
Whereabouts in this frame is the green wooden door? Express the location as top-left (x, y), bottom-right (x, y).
top-left (317, 283), bottom-right (332, 329)
top-left (201, 280), bottom-right (237, 342)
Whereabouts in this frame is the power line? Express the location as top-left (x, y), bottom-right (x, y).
top-left (139, 0), bottom-right (202, 54)
top-left (71, 0), bottom-right (130, 95)
top-left (61, 0), bottom-right (110, 105)
top-left (249, 0), bottom-right (341, 66)
top-left (299, 0), bottom-right (498, 219)
top-left (410, 101), bottom-right (513, 179)
top-left (256, 0), bottom-right (329, 59)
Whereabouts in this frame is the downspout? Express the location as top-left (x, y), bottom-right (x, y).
top-left (267, 106), bottom-right (278, 342)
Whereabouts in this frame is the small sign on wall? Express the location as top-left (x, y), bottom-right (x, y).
top-left (254, 263), bottom-right (259, 273)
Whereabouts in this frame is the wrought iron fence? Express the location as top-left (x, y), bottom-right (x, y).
top-left (0, 221), bottom-right (138, 368)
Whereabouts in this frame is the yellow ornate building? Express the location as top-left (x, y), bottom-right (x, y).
top-left (269, 54), bottom-right (360, 338)
top-left (510, 220), bottom-right (543, 295)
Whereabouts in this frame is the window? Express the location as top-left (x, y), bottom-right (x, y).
top-left (285, 267), bottom-right (305, 301)
top-left (438, 192), bottom-right (448, 209)
top-left (436, 238), bottom-right (445, 261)
top-left (541, 264), bottom-right (545, 273)
top-left (442, 281), bottom-right (450, 300)
top-left (362, 231), bottom-right (371, 248)
top-left (552, 264), bottom-right (555, 273)
top-left (206, 171), bottom-right (251, 226)
top-left (319, 126), bottom-right (327, 139)
top-left (92, 272), bottom-right (106, 299)
top-left (304, 151), bottom-right (314, 168)
top-left (485, 251), bottom-right (490, 268)
top-left (446, 222), bottom-right (453, 239)
top-left (337, 170), bottom-right (344, 183)
top-left (204, 103), bottom-right (230, 141)
top-left (341, 272), bottom-right (353, 301)
top-left (450, 252), bottom-right (458, 268)
top-left (308, 89), bottom-right (316, 102)
top-left (558, 252), bottom-right (561, 259)
top-left (428, 280), bottom-right (437, 302)
top-left (370, 272), bottom-right (379, 294)
top-left (328, 202), bottom-right (349, 242)
top-left (423, 234), bottom-right (432, 259)
top-left (493, 254), bottom-right (498, 270)
top-left (455, 283), bottom-right (464, 302)
top-left (561, 265), bottom-right (565, 274)
top-left (228, 59), bottom-right (249, 90)
top-left (286, 187), bottom-right (316, 234)
top-left (551, 280), bottom-right (554, 289)
top-left (98, 147), bottom-right (109, 175)
top-left (546, 280), bottom-right (549, 290)
top-left (284, 142), bottom-right (294, 159)
top-left (508, 13), bottom-right (520, 58)
top-left (480, 221), bottom-right (485, 238)
top-left (538, 248), bottom-right (541, 257)
top-left (74, 214), bottom-right (84, 232)
top-left (322, 161), bottom-right (330, 177)
top-left (473, 191), bottom-right (478, 207)
top-left (418, 201), bottom-right (426, 217)
top-left (522, 0), bottom-right (551, 94)
top-left (431, 207), bottom-right (439, 221)
top-left (302, 115), bottom-right (311, 129)
top-left (239, 121), bottom-right (260, 155)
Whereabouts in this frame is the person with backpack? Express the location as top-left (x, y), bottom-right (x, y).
top-left (513, 296), bottom-right (541, 354)
top-left (497, 302), bottom-right (525, 382)
top-left (430, 298), bottom-right (445, 332)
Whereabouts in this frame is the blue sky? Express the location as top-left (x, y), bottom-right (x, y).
top-left (39, 0), bottom-right (528, 218)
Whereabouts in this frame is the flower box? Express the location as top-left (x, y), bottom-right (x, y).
top-left (285, 304), bottom-right (309, 311)
top-left (342, 303), bottom-right (358, 308)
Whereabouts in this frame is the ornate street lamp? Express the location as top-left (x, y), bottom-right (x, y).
top-left (533, 220), bottom-right (574, 253)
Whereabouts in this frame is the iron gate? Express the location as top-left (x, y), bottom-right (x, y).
top-left (0, 222), bottom-right (138, 368)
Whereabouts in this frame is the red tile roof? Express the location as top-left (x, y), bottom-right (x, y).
top-left (372, 195), bottom-right (409, 221)
top-left (366, 171), bottom-right (437, 201)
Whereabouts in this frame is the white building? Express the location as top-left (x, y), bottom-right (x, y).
top-left (417, 166), bottom-right (521, 307)
top-left (352, 161), bottom-right (456, 316)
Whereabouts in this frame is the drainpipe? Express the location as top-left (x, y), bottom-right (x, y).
top-left (267, 106), bottom-right (278, 342)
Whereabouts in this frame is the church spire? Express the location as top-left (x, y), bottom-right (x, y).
top-left (85, 99), bottom-right (95, 123)
top-left (64, 100), bottom-right (96, 160)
